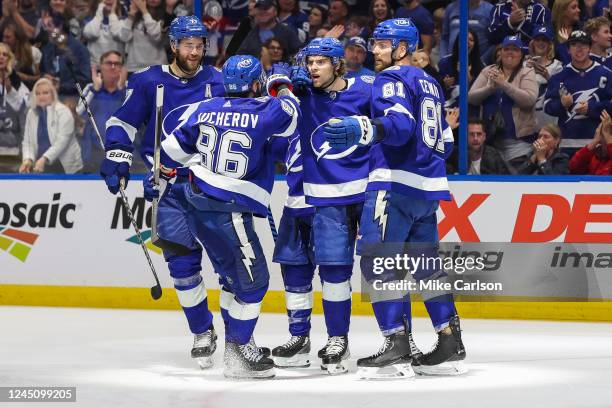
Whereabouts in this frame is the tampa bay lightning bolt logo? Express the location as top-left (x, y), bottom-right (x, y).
top-left (162, 103), bottom-right (200, 137)
top-left (286, 136), bottom-right (302, 172)
top-left (567, 88), bottom-right (600, 122)
top-left (310, 120), bottom-right (358, 161)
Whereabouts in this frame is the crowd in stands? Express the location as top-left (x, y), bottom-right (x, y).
top-left (0, 0), bottom-right (610, 175)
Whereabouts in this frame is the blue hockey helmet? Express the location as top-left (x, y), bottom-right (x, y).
top-left (169, 15), bottom-right (208, 43)
top-left (305, 37), bottom-right (345, 59)
top-left (222, 55), bottom-right (266, 94)
top-left (371, 18), bottom-right (420, 53)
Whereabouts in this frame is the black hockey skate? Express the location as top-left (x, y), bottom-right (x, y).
top-left (321, 335), bottom-right (350, 375)
top-left (249, 336), bottom-right (271, 358)
top-left (412, 315), bottom-right (467, 376)
top-left (272, 336), bottom-right (311, 368)
top-left (223, 341), bottom-right (275, 379)
top-left (356, 331), bottom-right (415, 379)
top-left (191, 326), bottom-right (217, 369)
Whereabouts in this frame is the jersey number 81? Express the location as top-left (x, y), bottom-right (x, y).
top-left (421, 97), bottom-right (445, 153)
top-left (197, 124), bottom-right (252, 178)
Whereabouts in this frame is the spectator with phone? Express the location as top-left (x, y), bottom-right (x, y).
top-left (525, 25), bottom-right (563, 128)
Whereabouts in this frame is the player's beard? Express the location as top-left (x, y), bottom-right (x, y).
top-left (374, 57), bottom-right (391, 73)
top-left (175, 52), bottom-right (203, 77)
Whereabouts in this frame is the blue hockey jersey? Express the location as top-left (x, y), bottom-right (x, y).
top-left (591, 52), bottom-right (612, 71)
top-left (105, 65), bottom-right (225, 166)
top-left (544, 62), bottom-right (612, 149)
top-left (160, 95), bottom-right (300, 216)
top-left (368, 65), bottom-right (454, 201)
top-left (284, 133), bottom-right (314, 216)
top-left (487, 0), bottom-right (551, 46)
top-left (298, 75), bottom-right (374, 206)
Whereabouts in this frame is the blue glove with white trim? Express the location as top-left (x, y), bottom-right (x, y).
top-left (290, 66), bottom-right (311, 88)
top-left (270, 62), bottom-right (292, 77)
top-left (100, 149), bottom-right (132, 194)
top-left (323, 116), bottom-right (377, 149)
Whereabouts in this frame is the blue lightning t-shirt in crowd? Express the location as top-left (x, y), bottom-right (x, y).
top-left (160, 95), bottom-right (300, 216)
top-left (298, 75), bottom-right (374, 206)
top-left (544, 62), bottom-right (612, 149)
top-left (105, 65), bottom-right (225, 166)
top-left (368, 66), bottom-right (454, 201)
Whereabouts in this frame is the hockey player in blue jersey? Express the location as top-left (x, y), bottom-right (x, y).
top-left (160, 55), bottom-right (300, 378)
top-left (544, 30), bottom-right (612, 152)
top-left (269, 37), bottom-right (374, 375)
top-left (323, 18), bottom-right (465, 379)
top-left (268, 49), bottom-right (317, 369)
top-left (99, 16), bottom-right (227, 369)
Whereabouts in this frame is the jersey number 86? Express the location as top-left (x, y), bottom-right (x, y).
top-left (197, 124), bottom-right (252, 179)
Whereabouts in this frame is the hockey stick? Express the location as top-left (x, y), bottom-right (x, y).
top-left (267, 206), bottom-right (278, 243)
top-left (69, 61), bottom-right (163, 300)
top-left (224, 16), bottom-right (252, 58)
top-left (150, 84), bottom-right (164, 247)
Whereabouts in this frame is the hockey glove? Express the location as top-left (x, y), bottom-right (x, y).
top-left (143, 168), bottom-right (175, 202)
top-left (269, 62), bottom-right (292, 77)
top-left (323, 116), bottom-right (377, 149)
top-left (100, 149), bottom-right (132, 194)
top-left (266, 73), bottom-right (293, 97)
top-left (290, 66), bottom-right (312, 88)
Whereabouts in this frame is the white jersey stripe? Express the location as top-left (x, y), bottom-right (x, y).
top-left (106, 116), bottom-right (138, 142)
top-left (191, 165), bottom-right (271, 208)
top-left (303, 178), bottom-right (368, 198)
top-left (369, 168), bottom-right (449, 192)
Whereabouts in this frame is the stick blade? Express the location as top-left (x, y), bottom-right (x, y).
top-left (150, 285), bottom-right (162, 300)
